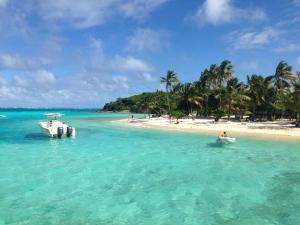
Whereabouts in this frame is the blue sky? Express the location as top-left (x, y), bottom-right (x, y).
top-left (0, 0), bottom-right (300, 108)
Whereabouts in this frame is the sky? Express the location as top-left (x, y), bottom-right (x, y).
top-left (0, 0), bottom-right (300, 108)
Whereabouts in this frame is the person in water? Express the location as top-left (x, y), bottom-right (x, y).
top-left (219, 131), bottom-right (228, 138)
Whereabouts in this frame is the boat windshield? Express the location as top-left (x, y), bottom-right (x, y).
top-left (45, 113), bottom-right (64, 121)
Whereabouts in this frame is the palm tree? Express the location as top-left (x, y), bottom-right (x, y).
top-left (247, 74), bottom-right (267, 118)
top-left (222, 78), bottom-right (248, 118)
top-left (266, 61), bottom-right (295, 91)
top-left (198, 72), bottom-right (212, 116)
top-left (292, 71), bottom-right (300, 123)
top-left (293, 71), bottom-right (300, 92)
top-left (218, 60), bottom-right (234, 86)
top-left (208, 64), bottom-right (219, 88)
top-left (263, 61), bottom-right (296, 120)
top-left (177, 82), bottom-right (193, 114)
top-left (160, 70), bottom-right (179, 115)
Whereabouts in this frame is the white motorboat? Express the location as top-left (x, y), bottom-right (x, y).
top-left (217, 136), bottom-right (236, 144)
top-left (39, 113), bottom-right (76, 138)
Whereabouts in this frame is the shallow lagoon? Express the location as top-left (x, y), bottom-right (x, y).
top-left (0, 110), bottom-right (299, 225)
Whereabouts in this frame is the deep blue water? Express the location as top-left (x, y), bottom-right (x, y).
top-left (0, 110), bottom-right (299, 225)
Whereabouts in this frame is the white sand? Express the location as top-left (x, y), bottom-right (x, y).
top-left (114, 117), bottom-right (300, 142)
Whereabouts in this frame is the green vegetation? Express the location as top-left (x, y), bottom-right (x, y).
top-left (102, 60), bottom-right (300, 123)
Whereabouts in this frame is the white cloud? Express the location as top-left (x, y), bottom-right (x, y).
top-left (142, 73), bottom-right (156, 82)
top-left (120, 0), bottom-right (169, 20)
top-left (229, 28), bottom-right (280, 50)
top-left (0, 60), bottom-right (157, 107)
top-left (0, 0), bottom-right (8, 8)
top-left (112, 76), bottom-right (129, 91)
top-left (274, 42), bottom-right (300, 53)
top-left (126, 28), bottom-right (169, 52)
top-left (0, 4), bottom-right (30, 39)
top-left (37, 0), bottom-right (169, 29)
top-left (0, 54), bottom-right (49, 70)
top-left (0, 76), bottom-right (30, 102)
top-left (89, 36), bottom-right (103, 55)
top-left (33, 69), bottom-right (56, 85)
top-left (294, 0), bottom-right (300, 5)
top-left (193, 0), bottom-right (266, 26)
top-left (113, 56), bottom-right (153, 73)
top-left (0, 75), bottom-right (8, 85)
top-left (296, 57), bottom-right (300, 65)
top-left (13, 75), bottom-right (28, 87)
top-left (0, 54), bottom-right (24, 69)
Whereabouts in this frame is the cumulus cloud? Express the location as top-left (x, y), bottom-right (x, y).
top-left (229, 28), bottom-right (280, 50)
top-left (142, 73), bottom-right (156, 82)
top-left (192, 0), bottom-right (266, 26)
top-left (112, 56), bottom-right (153, 73)
top-left (0, 53), bottom-right (156, 107)
top-left (0, 1), bottom-right (165, 107)
top-left (0, 75), bottom-right (8, 85)
top-left (0, 53), bottom-right (50, 70)
top-left (125, 28), bottom-right (169, 52)
top-left (0, 76), bottom-right (31, 103)
top-left (33, 69), bottom-right (56, 85)
top-left (36, 0), bottom-right (169, 29)
top-left (13, 75), bottom-right (28, 87)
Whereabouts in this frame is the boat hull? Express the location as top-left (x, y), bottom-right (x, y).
top-left (39, 121), bottom-right (75, 138)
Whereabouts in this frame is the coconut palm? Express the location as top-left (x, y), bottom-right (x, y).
top-left (208, 64), bottom-right (219, 88)
top-left (293, 71), bottom-right (300, 91)
top-left (160, 70), bottom-right (179, 115)
top-left (266, 61), bottom-right (295, 91)
top-left (218, 60), bottom-right (234, 86)
top-left (223, 78), bottom-right (250, 119)
top-left (292, 71), bottom-right (300, 123)
top-left (174, 82), bottom-right (204, 115)
top-left (247, 74), bottom-right (267, 117)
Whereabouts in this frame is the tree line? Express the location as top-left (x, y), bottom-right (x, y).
top-left (102, 60), bottom-right (300, 123)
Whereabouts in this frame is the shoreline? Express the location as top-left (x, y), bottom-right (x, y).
top-left (113, 118), bottom-right (300, 143)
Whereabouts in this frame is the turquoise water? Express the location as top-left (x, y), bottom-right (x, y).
top-left (0, 110), bottom-right (300, 225)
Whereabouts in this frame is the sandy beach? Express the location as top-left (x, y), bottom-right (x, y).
top-left (115, 117), bottom-right (300, 142)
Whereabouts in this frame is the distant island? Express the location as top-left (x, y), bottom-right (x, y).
top-left (102, 60), bottom-right (300, 125)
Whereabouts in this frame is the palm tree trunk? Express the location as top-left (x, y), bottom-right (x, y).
top-left (165, 87), bottom-right (171, 115)
top-left (186, 100), bottom-right (190, 115)
top-left (252, 104), bottom-right (256, 118)
top-left (165, 87), bottom-right (171, 123)
top-left (228, 102), bottom-right (231, 120)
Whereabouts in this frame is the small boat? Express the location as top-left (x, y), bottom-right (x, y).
top-left (39, 113), bottom-right (76, 138)
top-left (217, 136), bottom-right (236, 144)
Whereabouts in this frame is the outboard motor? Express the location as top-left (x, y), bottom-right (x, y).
top-left (57, 127), bottom-right (64, 138)
top-left (67, 126), bottom-right (73, 137)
